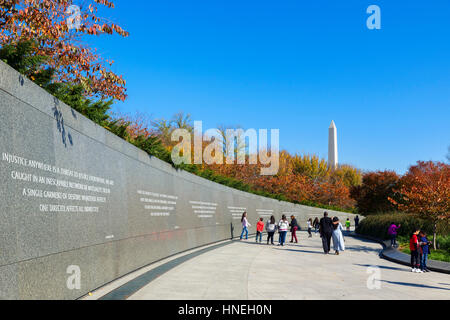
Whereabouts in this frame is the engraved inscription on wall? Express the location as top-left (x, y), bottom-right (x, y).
top-left (2, 152), bottom-right (114, 213)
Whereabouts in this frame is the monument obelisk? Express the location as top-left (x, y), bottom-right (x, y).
top-left (328, 120), bottom-right (338, 169)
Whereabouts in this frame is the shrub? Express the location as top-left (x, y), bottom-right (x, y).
top-left (356, 213), bottom-right (437, 240)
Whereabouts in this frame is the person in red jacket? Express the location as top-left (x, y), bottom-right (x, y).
top-left (256, 218), bottom-right (265, 243)
top-left (409, 228), bottom-right (423, 273)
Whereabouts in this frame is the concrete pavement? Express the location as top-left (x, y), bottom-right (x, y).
top-left (127, 231), bottom-right (450, 300)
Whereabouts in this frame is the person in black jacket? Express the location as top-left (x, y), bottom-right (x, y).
top-left (354, 215), bottom-right (360, 228)
top-left (289, 215), bottom-right (299, 243)
top-left (319, 212), bottom-right (334, 254)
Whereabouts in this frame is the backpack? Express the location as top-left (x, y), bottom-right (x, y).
top-left (266, 223), bottom-right (276, 232)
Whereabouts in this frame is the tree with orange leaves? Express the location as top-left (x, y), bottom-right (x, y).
top-left (389, 161), bottom-right (450, 249)
top-left (0, 0), bottom-right (128, 101)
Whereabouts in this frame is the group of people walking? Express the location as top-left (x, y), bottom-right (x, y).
top-left (241, 212), bottom-right (434, 273)
top-left (317, 212), bottom-right (346, 255)
top-left (240, 211), bottom-right (348, 255)
top-left (244, 213), bottom-right (294, 246)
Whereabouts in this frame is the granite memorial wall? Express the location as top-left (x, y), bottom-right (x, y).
top-left (0, 60), bottom-right (357, 299)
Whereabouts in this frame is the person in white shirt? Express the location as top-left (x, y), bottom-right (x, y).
top-left (332, 217), bottom-right (345, 255)
top-left (240, 212), bottom-right (251, 240)
top-left (278, 215), bottom-right (289, 246)
top-left (307, 218), bottom-right (313, 238)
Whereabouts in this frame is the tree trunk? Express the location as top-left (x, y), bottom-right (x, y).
top-left (433, 222), bottom-right (437, 250)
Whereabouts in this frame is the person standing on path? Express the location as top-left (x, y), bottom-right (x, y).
top-left (266, 215), bottom-right (276, 245)
top-left (419, 231), bottom-right (431, 272)
top-left (278, 215), bottom-right (289, 246)
top-left (240, 212), bottom-right (251, 240)
top-left (307, 218), bottom-right (313, 238)
top-left (410, 228), bottom-right (423, 273)
top-left (345, 218), bottom-right (351, 232)
top-left (256, 217), bottom-right (264, 243)
top-left (319, 212), bottom-right (334, 254)
top-left (388, 223), bottom-right (401, 247)
top-left (354, 215), bottom-right (360, 229)
top-left (313, 217), bottom-right (320, 235)
top-left (289, 215), bottom-right (299, 243)
top-left (332, 217), bottom-right (345, 255)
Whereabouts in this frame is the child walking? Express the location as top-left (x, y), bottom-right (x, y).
top-left (256, 217), bottom-right (264, 243)
top-left (345, 218), bottom-right (351, 231)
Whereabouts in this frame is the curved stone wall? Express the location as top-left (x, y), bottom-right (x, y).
top-left (0, 61), bottom-right (357, 299)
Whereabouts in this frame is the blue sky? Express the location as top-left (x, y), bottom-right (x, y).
top-left (85, 0), bottom-right (450, 173)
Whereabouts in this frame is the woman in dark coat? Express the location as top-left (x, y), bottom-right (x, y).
top-left (289, 215), bottom-right (299, 243)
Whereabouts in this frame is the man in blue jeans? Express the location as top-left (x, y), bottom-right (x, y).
top-left (277, 215), bottom-right (289, 246)
top-left (419, 231), bottom-right (431, 272)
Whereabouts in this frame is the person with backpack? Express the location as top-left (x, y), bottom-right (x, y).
top-left (256, 217), bottom-right (264, 243)
top-left (266, 215), bottom-right (276, 245)
top-left (278, 215), bottom-right (289, 246)
top-left (410, 228), bottom-right (423, 273)
top-left (240, 212), bottom-right (251, 240)
top-left (289, 215), bottom-right (299, 243)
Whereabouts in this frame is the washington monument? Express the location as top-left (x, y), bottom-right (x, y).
top-left (328, 120), bottom-right (338, 169)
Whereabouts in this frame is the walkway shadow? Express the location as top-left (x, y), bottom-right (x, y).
top-left (381, 280), bottom-right (450, 291)
top-left (345, 245), bottom-right (381, 254)
top-left (353, 263), bottom-right (406, 272)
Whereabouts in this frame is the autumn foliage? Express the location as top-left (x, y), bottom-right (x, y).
top-left (389, 161), bottom-right (450, 248)
top-left (0, 0), bottom-right (128, 100)
top-left (2, 5), bottom-right (446, 218)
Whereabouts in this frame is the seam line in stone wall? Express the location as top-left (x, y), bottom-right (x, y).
top-left (0, 223), bottom-right (231, 269)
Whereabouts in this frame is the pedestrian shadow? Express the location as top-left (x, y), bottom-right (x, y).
top-left (353, 263), bottom-right (406, 272)
top-left (381, 280), bottom-right (450, 291)
top-left (273, 248), bottom-right (325, 255)
top-left (233, 240), bottom-right (274, 246)
top-left (285, 243), bottom-right (319, 250)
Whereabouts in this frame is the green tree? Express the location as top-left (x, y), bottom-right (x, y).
top-left (291, 154), bottom-right (330, 180)
top-left (350, 170), bottom-right (400, 214)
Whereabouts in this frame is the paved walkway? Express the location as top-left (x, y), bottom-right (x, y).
top-left (128, 231), bottom-right (450, 300)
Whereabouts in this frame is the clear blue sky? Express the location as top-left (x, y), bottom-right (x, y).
top-left (86, 0), bottom-right (450, 173)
